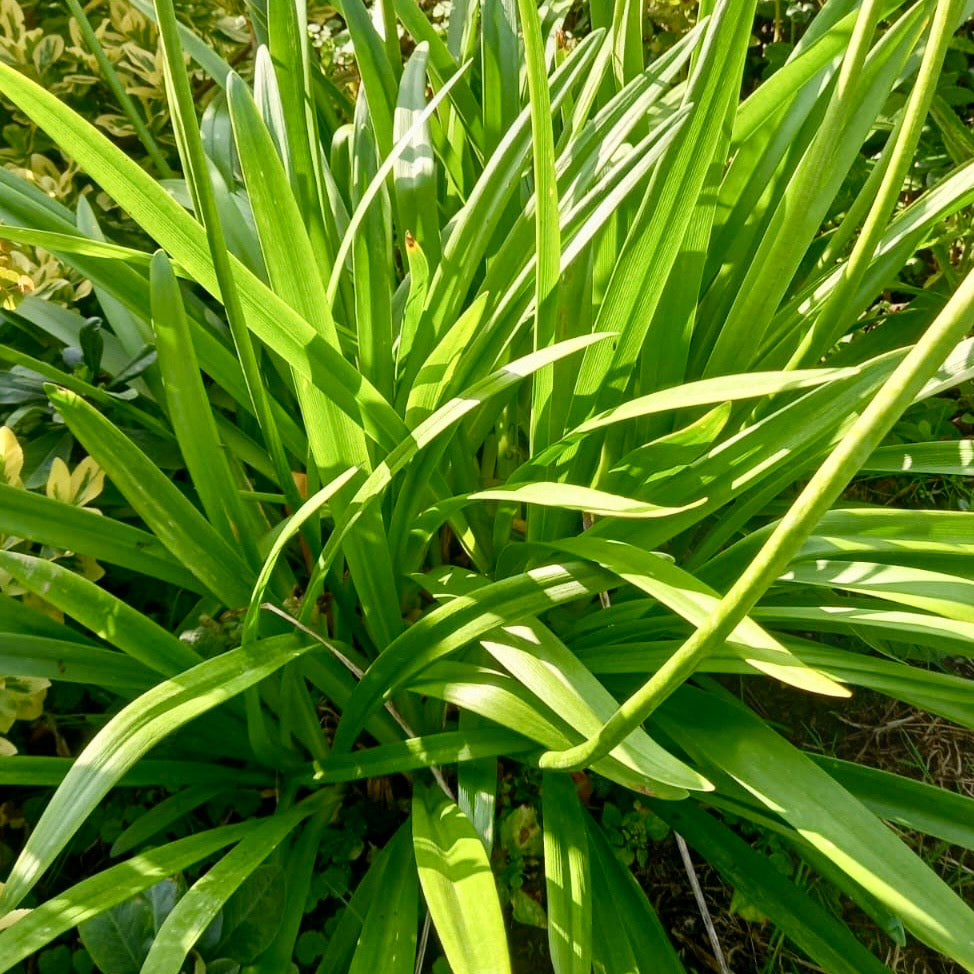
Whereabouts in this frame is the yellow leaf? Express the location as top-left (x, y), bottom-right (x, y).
top-left (9, 675), bottom-right (50, 721)
top-left (70, 456), bottom-right (105, 507)
top-left (0, 427), bottom-right (23, 487)
top-left (45, 456), bottom-right (71, 502)
top-left (0, 738), bottom-right (16, 757)
top-left (79, 554), bottom-right (105, 582)
top-left (0, 693), bottom-right (15, 734)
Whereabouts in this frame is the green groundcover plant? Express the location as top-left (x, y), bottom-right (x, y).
top-left (1, 0), bottom-right (974, 970)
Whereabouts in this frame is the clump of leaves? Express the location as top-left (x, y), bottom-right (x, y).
top-left (0, 0), bottom-right (974, 972)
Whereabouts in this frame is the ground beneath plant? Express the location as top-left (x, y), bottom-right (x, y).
top-left (643, 670), bottom-right (974, 974)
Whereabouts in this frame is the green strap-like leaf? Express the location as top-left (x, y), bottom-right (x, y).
top-left (0, 758), bottom-right (271, 788)
top-left (0, 484), bottom-right (200, 592)
top-left (394, 44), bottom-right (441, 265)
top-left (312, 728), bottom-right (536, 784)
top-left (299, 334), bottom-right (612, 631)
top-left (110, 783), bottom-right (231, 856)
top-left (412, 783), bottom-right (511, 974)
top-left (415, 565), bottom-right (710, 795)
top-left (812, 756), bottom-right (974, 851)
top-left (348, 808), bottom-right (418, 974)
top-left (151, 251), bottom-right (261, 567)
top-left (0, 551), bottom-right (200, 676)
top-left (47, 385), bottom-right (254, 607)
top-left (0, 59), bottom-right (406, 450)
top-left (781, 559), bottom-right (974, 624)
top-left (331, 560), bottom-right (616, 752)
top-left (139, 790), bottom-right (340, 974)
top-left (549, 536), bottom-right (848, 697)
top-left (0, 634), bottom-right (153, 692)
top-left (862, 439), bottom-right (974, 475)
top-left (543, 773), bottom-right (592, 974)
top-left (586, 811), bottom-right (686, 973)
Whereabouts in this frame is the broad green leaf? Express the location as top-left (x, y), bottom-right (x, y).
top-left (412, 783), bottom-right (511, 974)
top-left (331, 560), bottom-right (616, 752)
top-left (457, 712), bottom-right (498, 853)
top-left (393, 0), bottom-right (484, 147)
top-left (300, 334), bottom-right (613, 630)
top-left (862, 439), bottom-right (974, 476)
top-left (542, 773), bottom-right (591, 974)
top-left (705, 1), bottom-right (924, 375)
top-left (350, 85), bottom-right (397, 405)
top-left (754, 604), bottom-right (974, 658)
top-left (516, 366), bottom-right (857, 478)
top-left (404, 293), bottom-right (489, 424)
top-left (327, 61), bottom-right (473, 310)
top-left (225, 67), bottom-right (343, 355)
top-left (481, 0), bottom-right (520, 157)
top-left (394, 43), bottom-right (440, 265)
top-left (515, 0), bottom-right (561, 470)
top-left (408, 481), bottom-right (702, 548)
top-left (396, 230), bottom-right (430, 378)
top-left (266, 0), bottom-right (340, 288)
top-left (418, 32), bottom-right (604, 350)
top-left (701, 507), bottom-right (974, 587)
top-left (0, 635), bottom-right (318, 913)
top-left (478, 624), bottom-right (707, 795)
top-left (470, 482), bottom-right (702, 519)
top-left (781, 560), bottom-right (974, 624)
top-left (0, 225), bottom-right (158, 265)
top-left (414, 564), bottom-right (710, 795)
top-left (564, 0), bottom-right (757, 430)
top-left (335, 0), bottom-right (397, 155)
top-left (0, 60), bottom-right (406, 450)
top-left (154, 0), bottom-right (316, 531)
top-left (409, 661), bottom-right (687, 797)
top-left (575, 633), bottom-right (974, 729)
top-left (79, 880), bottom-right (177, 974)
